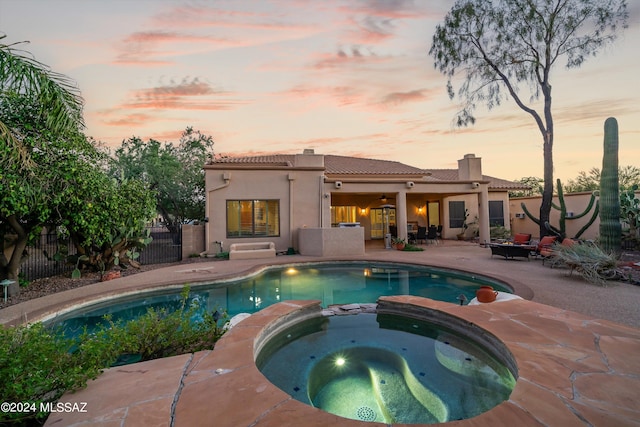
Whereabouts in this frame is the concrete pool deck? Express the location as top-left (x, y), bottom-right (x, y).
top-left (2, 241), bottom-right (639, 426)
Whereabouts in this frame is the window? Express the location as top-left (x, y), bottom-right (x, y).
top-left (427, 201), bottom-right (440, 227)
top-left (226, 200), bottom-right (280, 237)
top-left (489, 200), bottom-right (505, 226)
top-left (449, 201), bottom-right (465, 228)
top-left (331, 206), bottom-right (357, 226)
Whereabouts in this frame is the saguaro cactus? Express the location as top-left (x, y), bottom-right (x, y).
top-left (599, 117), bottom-right (621, 253)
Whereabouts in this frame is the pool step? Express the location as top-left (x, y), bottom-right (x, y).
top-left (368, 360), bottom-right (445, 424)
top-left (311, 370), bottom-right (389, 423)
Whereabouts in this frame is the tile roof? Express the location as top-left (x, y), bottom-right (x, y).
top-left (425, 169), bottom-right (529, 190)
top-left (211, 155), bottom-right (294, 167)
top-left (209, 154), bottom-right (527, 189)
top-left (211, 154), bottom-right (426, 175)
top-left (324, 155), bottom-right (426, 175)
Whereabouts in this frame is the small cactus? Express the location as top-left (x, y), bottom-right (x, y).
top-left (599, 117), bottom-right (621, 253)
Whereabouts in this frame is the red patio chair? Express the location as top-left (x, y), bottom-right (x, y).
top-left (512, 233), bottom-right (532, 245)
top-left (541, 238), bottom-right (576, 266)
top-left (535, 235), bottom-right (557, 258)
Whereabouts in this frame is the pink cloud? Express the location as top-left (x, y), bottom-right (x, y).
top-left (99, 113), bottom-right (154, 127)
top-left (336, 1), bottom-right (430, 45)
top-left (381, 89), bottom-right (433, 105)
top-left (113, 31), bottom-right (237, 66)
top-left (117, 78), bottom-right (248, 111)
top-left (278, 84), bottom-right (369, 109)
top-left (97, 78), bottom-right (247, 132)
top-left (146, 129), bottom-right (191, 143)
top-left (312, 48), bottom-right (391, 70)
top-left (152, 5), bottom-right (310, 31)
top-left (339, 1), bottom-right (428, 20)
top-left (293, 133), bottom-right (390, 147)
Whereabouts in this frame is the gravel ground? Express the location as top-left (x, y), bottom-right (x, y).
top-left (0, 257), bottom-right (215, 310)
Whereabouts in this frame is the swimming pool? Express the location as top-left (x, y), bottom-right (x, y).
top-left (50, 262), bottom-right (512, 336)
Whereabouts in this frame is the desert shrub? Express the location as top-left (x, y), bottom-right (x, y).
top-left (552, 242), bottom-right (620, 286)
top-left (490, 225), bottom-right (511, 240)
top-left (0, 287), bottom-right (228, 425)
top-left (0, 323), bottom-right (105, 425)
top-left (101, 288), bottom-right (228, 361)
top-left (402, 244), bottom-right (424, 251)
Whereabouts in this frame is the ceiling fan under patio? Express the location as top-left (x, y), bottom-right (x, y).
top-left (379, 194), bottom-right (395, 203)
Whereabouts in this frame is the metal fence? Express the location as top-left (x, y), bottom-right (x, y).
top-left (20, 231), bottom-right (77, 281)
top-left (139, 226), bottom-right (182, 265)
top-left (19, 226), bottom-right (182, 282)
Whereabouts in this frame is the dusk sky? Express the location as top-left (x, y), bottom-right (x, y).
top-left (1, 0), bottom-right (638, 181)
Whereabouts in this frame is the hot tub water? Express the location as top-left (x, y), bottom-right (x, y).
top-left (257, 313), bottom-right (516, 424)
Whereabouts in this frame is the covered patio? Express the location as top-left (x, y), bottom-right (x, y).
top-left (205, 151), bottom-right (526, 257)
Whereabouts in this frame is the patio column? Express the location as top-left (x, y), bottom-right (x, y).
top-left (478, 185), bottom-right (490, 244)
top-left (396, 191), bottom-right (408, 241)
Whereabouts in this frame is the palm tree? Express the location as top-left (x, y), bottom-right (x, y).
top-left (1, 34), bottom-right (84, 136)
top-left (1, 34), bottom-right (85, 296)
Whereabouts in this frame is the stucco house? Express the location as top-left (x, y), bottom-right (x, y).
top-left (203, 150), bottom-right (526, 256)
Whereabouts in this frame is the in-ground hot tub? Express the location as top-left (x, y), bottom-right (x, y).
top-left (256, 303), bottom-right (517, 424)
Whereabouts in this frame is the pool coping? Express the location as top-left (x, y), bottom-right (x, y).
top-left (46, 296), bottom-right (640, 426)
top-left (0, 255), bottom-right (533, 327)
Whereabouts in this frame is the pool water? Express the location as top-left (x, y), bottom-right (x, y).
top-left (50, 262), bottom-right (511, 336)
top-left (257, 313), bottom-right (516, 424)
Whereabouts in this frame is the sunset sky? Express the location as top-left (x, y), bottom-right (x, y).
top-left (1, 0), bottom-right (638, 182)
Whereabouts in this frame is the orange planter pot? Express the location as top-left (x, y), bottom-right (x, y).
top-left (101, 270), bottom-right (121, 282)
top-left (476, 285), bottom-right (498, 303)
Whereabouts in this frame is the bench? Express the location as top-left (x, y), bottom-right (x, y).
top-left (229, 242), bottom-right (276, 260)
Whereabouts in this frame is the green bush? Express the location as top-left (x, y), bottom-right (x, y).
top-left (402, 244), bottom-right (424, 251)
top-left (490, 225), bottom-right (511, 240)
top-left (102, 288), bottom-right (227, 361)
top-left (0, 323), bottom-right (102, 425)
top-left (0, 287), bottom-right (228, 425)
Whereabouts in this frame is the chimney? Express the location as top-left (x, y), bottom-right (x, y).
top-left (294, 149), bottom-right (324, 167)
top-left (457, 153), bottom-right (482, 181)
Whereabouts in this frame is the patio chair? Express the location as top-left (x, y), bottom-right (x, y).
top-left (541, 238), bottom-right (576, 266)
top-left (426, 226), bottom-right (438, 244)
top-left (512, 233), bottom-right (532, 245)
top-left (534, 235), bottom-right (557, 258)
top-left (415, 226), bottom-right (427, 244)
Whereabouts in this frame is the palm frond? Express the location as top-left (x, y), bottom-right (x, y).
top-left (0, 35), bottom-right (84, 135)
top-left (0, 120), bottom-right (34, 171)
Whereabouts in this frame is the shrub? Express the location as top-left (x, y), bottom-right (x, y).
top-left (402, 244), bottom-right (424, 251)
top-left (0, 323), bottom-right (104, 425)
top-left (101, 288), bottom-right (228, 361)
top-left (490, 225), bottom-right (511, 240)
top-left (0, 287), bottom-right (228, 425)
top-left (552, 242), bottom-right (620, 286)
